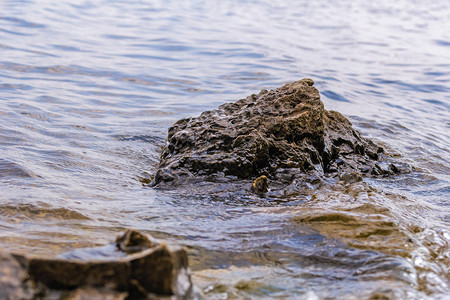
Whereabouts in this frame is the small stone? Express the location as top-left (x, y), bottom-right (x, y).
top-left (339, 172), bottom-right (363, 184)
top-left (251, 175), bottom-right (269, 194)
top-left (389, 163), bottom-right (399, 174)
top-left (116, 229), bottom-right (155, 253)
top-left (371, 164), bottom-right (382, 176)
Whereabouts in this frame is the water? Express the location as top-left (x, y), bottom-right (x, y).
top-left (0, 0), bottom-right (449, 298)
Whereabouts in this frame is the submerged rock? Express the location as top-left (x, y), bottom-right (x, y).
top-left (0, 230), bottom-right (194, 299)
top-left (154, 79), bottom-right (403, 190)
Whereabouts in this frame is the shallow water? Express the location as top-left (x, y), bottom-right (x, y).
top-left (0, 0), bottom-right (449, 298)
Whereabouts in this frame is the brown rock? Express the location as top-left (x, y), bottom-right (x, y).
top-left (0, 230), bottom-right (193, 299)
top-left (27, 257), bottom-right (130, 291)
top-left (153, 79), bottom-right (394, 189)
top-left (116, 229), bottom-right (156, 253)
top-left (251, 175), bottom-right (269, 194)
top-left (129, 244), bottom-right (191, 296)
top-left (59, 288), bottom-right (127, 300)
top-left (0, 252), bottom-right (32, 300)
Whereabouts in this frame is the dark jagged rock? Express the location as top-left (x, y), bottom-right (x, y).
top-left (0, 230), bottom-right (194, 299)
top-left (154, 79), bottom-right (402, 189)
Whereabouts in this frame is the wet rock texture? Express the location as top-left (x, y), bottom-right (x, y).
top-left (154, 79), bottom-right (399, 188)
top-left (0, 252), bottom-right (32, 300)
top-left (0, 230), bottom-right (193, 299)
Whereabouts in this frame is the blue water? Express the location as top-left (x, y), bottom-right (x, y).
top-left (0, 0), bottom-right (449, 298)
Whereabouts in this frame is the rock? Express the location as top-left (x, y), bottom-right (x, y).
top-left (0, 230), bottom-right (194, 299)
top-left (251, 175), bottom-right (269, 194)
top-left (55, 288), bottom-right (127, 300)
top-left (116, 229), bottom-right (156, 253)
top-left (27, 256), bottom-right (130, 291)
top-left (129, 243), bottom-right (190, 296)
top-left (0, 252), bottom-right (32, 300)
top-left (153, 79), bottom-right (396, 189)
top-left (339, 172), bottom-right (363, 185)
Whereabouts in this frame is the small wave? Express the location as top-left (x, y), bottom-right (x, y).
top-left (0, 16), bottom-right (46, 29)
top-left (0, 159), bottom-right (36, 178)
top-left (112, 134), bottom-right (165, 144)
top-left (434, 40), bottom-right (450, 47)
top-left (292, 181), bottom-right (449, 295)
top-left (0, 204), bottom-right (91, 221)
top-left (321, 90), bottom-right (350, 103)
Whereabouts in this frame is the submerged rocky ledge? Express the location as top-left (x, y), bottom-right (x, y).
top-left (0, 230), bottom-right (194, 299)
top-left (153, 79), bottom-right (407, 192)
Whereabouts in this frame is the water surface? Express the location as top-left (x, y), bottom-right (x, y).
top-left (0, 0), bottom-right (449, 298)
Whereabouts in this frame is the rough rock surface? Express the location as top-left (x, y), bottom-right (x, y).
top-left (0, 252), bottom-right (32, 300)
top-left (154, 79), bottom-right (399, 189)
top-left (0, 230), bottom-right (194, 299)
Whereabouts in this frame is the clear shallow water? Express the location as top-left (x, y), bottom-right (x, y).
top-left (0, 0), bottom-right (449, 298)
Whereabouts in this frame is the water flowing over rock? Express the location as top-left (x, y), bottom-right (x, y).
top-left (153, 79), bottom-right (405, 191)
top-left (0, 230), bottom-right (194, 299)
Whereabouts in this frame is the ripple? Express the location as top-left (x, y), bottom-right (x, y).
top-left (112, 135), bottom-right (165, 144)
top-left (0, 204), bottom-right (91, 221)
top-left (0, 16), bottom-right (46, 28)
top-left (0, 0), bottom-right (449, 297)
top-left (0, 159), bottom-right (36, 178)
top-left (372, 77), bottom-right (450, 93)
top-left (0, 83), bottom-right (33, 90)
top-left (423, 98), bottom-right (450, 109)
top-left (434, 39), bottom-right (450, 46)
top-left (0, 28), bottom-right (34, 36)
top-left (321, 90), bottom-right (350, 103)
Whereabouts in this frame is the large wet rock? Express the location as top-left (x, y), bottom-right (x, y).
top-left (0, 230), bottom-right (193, 299)
top-left (154, 79), bottom-right (403, 189)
